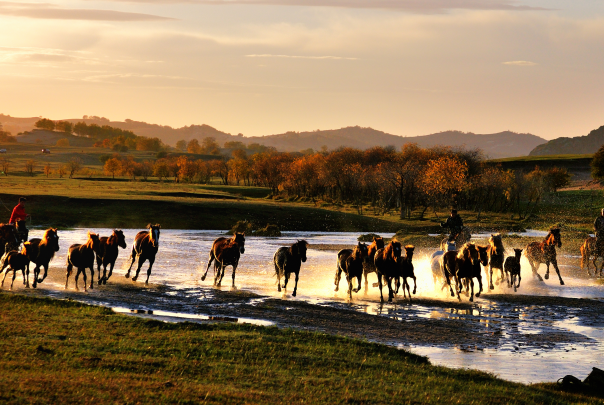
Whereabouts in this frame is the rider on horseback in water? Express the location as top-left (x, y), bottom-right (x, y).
top-left (9, 197), bottom-right (29, 245)
top-left (441, 209), bottom-right (463, 242)
top-left (594, 208), bottom-right (604, 246)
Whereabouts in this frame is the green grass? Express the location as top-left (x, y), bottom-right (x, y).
top-left (0, 293), bottom-right (600, 404)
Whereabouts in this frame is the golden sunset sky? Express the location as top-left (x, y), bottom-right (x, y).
top-left (0, 0), bottom-right (603, 138)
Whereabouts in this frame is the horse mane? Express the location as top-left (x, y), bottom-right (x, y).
top-left (84, 232), bottom-right (98, 249)
top-left (457, 243), bottom-right (474, 260)
top-left (351, 244), bottom-right (365, 260)
top-left (544, 228), bottom-right (560, 245)
top-left (108, 231), bottom-right (118, 244)
top-left (288, 240), bottom-right (308, 256)
top-left (384, 241), bottom-right (401, 261)
top-left (41, 228), bottom-right (56, 245)
top-left (489, 234), bottom-right (503, 249)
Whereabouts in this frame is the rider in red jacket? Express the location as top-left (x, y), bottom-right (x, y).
top-left (9, 197), bottom-right (29, 224)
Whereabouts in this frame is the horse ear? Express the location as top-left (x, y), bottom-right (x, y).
top-left (146, 224), bottom-right (152, 229)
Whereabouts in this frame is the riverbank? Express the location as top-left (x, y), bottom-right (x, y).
top-left (0, 293), bottom-right (601, 404)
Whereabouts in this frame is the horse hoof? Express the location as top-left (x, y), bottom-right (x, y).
top-left (125, 273), bottom-right (130, 279)
top-left (132, 277), bottom-right (138, 282)
top-left (560, 280), bottom-right (565, 286)
top-left (334, 287), bottom-right (339, 292)
top-left (145, 281), bottom-right (149, 286)
top-left (514, 287), bottom-right (517, 292)
top-left (200, 275), bottom-right (206, 281)
top-left (544, 274), bottom-right (549, 280)
top-left (470, 297), bottom-right (474, 302)
top-left (476, 292), bottom-right (481, 298)
top-left (103, 279), bottom-right (107, 285)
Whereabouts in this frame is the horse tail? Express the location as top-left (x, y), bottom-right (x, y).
top-left (580, 242), bottom-right (587, 270)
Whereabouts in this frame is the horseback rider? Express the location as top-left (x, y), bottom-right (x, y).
top-left (594, 208), bottom-right (604, 246)
top-left (441, 209), bottom-right (464, 242)
top-left (9, 197), bottom-right (29, 245)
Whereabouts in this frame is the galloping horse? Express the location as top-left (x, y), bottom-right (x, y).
top-left (0, 223), bottom-right (19, 252)
top-left (525, 228), bottom-right (564, 285)
top-left (455, 244), bottom-right (487, 302)
top-left (22, 228), bottom-right (60, 288)
top-left (430, 240), bottom-right (455, 290)
top-left (125, 224), bottom-right (161, 285)
top-left (374, 240), bottom-right (403, 302)
top-left (96, 230), bottom-right (127, 285)
top-left (362, 236), bottom-right (384, 294)
top-left (274, 240), bottom-right (309, 297)
top-left (1, 243), bottom-right (30, 290)
top-left (487, 234), bottom-right (505, 290)
top-left (200, 232), bottom-right (246, 288)
top-left (66, 232), bottom-right (101, 291)
top-left (335, 242), bottom-right (369, 299)
top-left (580, 236), bottom-right (603, 277)
top-left (395, 245), bottom-right (416, 302)
top-left (442, 242), bottom-right (479, 300)
top-left (440, 227), bottom-right (471, 252)
top-left (504, 248), bottom-right (523, 292)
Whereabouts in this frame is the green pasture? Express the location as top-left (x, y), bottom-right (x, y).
top-left (0, 294), bottom-right (599, 405)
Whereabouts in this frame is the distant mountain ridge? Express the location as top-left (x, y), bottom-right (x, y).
top-left (0, 113), bottom-right (545, 158)
top-left (529, 125), bottom-right (604, 156)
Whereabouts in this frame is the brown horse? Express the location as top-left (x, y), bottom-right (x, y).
top-left (21, 228), bottom-right (60, 288)
top-left (374, 240), bottom-right (403, 302)
top-left (456, 244), bottom-right (488, 302)
top-left (442, 243), bottom-right (479, 301)
top-left (504, 248), bottom-right (523, 292)
top-left (525, 228), bottom-right (564, 285)
top-left (125, 224), bottom-right (161, 285)
top-left (96, 230), bottom-right (127, 285)
top-left (0, 223), bottom-right (19, 252)
top-left (200, 232), bottom-right (246, 287)
top-left (274, 240), bottom-right (309, 297)
top-left (335, 242), bottom-right (369, 299)
top-left (395, 245), bottom-right (416, 302)
top-left (362, 236), bottom-right (385, 294)
top-left (487, 234), bottom-right (505, 290)
top-left (1, 243), bottom-right (30, 289)
top-left (580, 236), bottom-right (603, 277)
top-left (66, 232), bottom-right (101, 291)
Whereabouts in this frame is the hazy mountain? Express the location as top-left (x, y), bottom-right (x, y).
top-left (1, 113), bottom-right (546, 158)
top-left (529, 125), bottom-right (604, 156)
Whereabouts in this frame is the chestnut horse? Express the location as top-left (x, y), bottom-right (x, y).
top-left (374, 240), bottom-right (403, 302)
top-left (362, 236), bottom-right (385, 294)
top-left (200, 232), bottom-right (246, 287)
top-left (274, 240), bottom-right (308, 297)
top-left (335, 242), bottom-right (369, 299)
top-left (456, 244), bottom-right (488, 302)
top-left (486, 234), bottom-right (505, 290)
top-left (22, 228), bottom-right (60, 288)
top-left (504, 248), bottom-right (523, 292)
top-left (96, 230), bottom-right (127, 285)
top-left (580, 236), bottom-right (603, 278)
top-left (525, 228), bottom-right (564, 285)
top-left (1, 243), bottom-right (30, 289)
top-left (125, 224), bottom-right (161, 285)
top-left (395, 245), bottom-right (416, 302)
top-left (66, 232), bottom-right (101, 291)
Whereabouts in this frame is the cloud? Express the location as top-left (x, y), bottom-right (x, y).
top-left (246, 54), bottom-right (357, 60)
top-left (96, 0), bottom-right (548, 13)
top-left (502, 60), bottom-right (537, 66)
top-left (0, 1), bottom-right (174, 21)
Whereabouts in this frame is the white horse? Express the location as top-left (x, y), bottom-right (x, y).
top-left (431, 241), bottom-right (456, 290)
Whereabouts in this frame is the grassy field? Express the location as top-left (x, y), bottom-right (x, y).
top-left (0, 293), bottom-right (599, 404)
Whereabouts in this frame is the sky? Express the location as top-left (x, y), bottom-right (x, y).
top-left (0, 0), bottom-right (603, 139)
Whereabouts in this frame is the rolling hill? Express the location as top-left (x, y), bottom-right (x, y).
top-left (529, 125), bottom-right (604, 156)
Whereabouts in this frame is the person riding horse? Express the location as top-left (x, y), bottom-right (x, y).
top-left (9, 197), bottom-right (29, 246)
top-left (441, 209), bottom-right (464, 242)
top-left (594, 208), bottom-right (604, 247)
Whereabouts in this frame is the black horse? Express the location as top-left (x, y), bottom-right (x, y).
top-left (96, 229), bottom-right (127, 285)
top-left (274, 240), bottom-right (309, 297)
top-left (125, 224), bottom-right (161, 285)
top-left (335, 242), bottom-right (369, 299)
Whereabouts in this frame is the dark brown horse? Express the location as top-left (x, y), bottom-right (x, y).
top-left (504, 248), bottom-right (523, 292)
top-left (22, 228), bottom-right (60, 288)
top-left (0, 223), bottom-right (19, 252)
top-left (274, 240), bottom-right (309, 297)
top-left (486, 234), bottom-right (505, 290)
top-left (580, 236), bottom-right (603, 278)
top-left (96, 229), bottom-right (127, 285)
top-left (1, 243), bottom-right (30, 289)
top-left (456, 244), bottom-right (487, 302)
top-left (362, 236), bottom-right (385, 294)
top-left (66, 232), bottom-right (101, 291)
top-left (442, 242), bottom-right (479, 301)
top-left (525, 228), bottom-right (564, 285)
top-left (394, 245), bottom-right (416, 301)
top-left (374, 240), bottom-right (403, 302)
top-left (335, 242), bottom-right (369, 299)
top-left (125, 224), bottom-right (161, 285)
top-left (200, 232), bottom-right (246, 287)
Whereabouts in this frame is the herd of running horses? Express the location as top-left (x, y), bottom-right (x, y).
top-left (0, 222), bottom-right (600, 302)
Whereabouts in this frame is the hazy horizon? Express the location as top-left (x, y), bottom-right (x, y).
top-left (1, 0), bottom-right (603, 140)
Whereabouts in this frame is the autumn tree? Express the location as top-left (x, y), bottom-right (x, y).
top-left (58, 165), bottom-right (67, 178)
top-left (201, 137), bottom-right (220, 155)
top-left (187, 139), bottom-right (202, 154)
top-left (35, 118), bottom-right (55, 131)
top-left (25, 160), bottom-right (36, 176)
top-left (55, 121), bottom-right (73, 134)
top-left (66, 157), bottom-right (82, 179)
top-left (421, 155), bottom-right (468, 217)
top-left (44, 163), bottom-right (52, 177)
top-left (544, 167), bottom-right (571, 192)
top-left (0, 158), bottom-right (9, 176)
top-left (153, 159), bottom-right (170, 181)
top-left (176, 140), bottom-right (187, 151)
top-left (104, 158), bottom-right (121, 179)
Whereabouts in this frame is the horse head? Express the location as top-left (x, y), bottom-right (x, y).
top-left (147, 224), bottom-right (161, 248)
top-left (489, 234), bottom-right (504, 256)
top-left (477, 245), bottom-right (489, 266)
top-left (387, 240), bottom-right (403, 261)
top-left (353, 242), bottom-right (368, 260)
top-left (404, 245), bottom-right (415, 263)
top-left (114, 229), bottom-right (127, 249)
top-left (87, 232), bottom-right (101, 253)
top-left (513, 248), bottom-right (523, 259)
top-left (234, 232), bottom-right (246, 254)
top-left (459, 243), bottom-right (479, 265)
top-left (293, 240), bottom-right (309, 262)
top-left (43, 228), bottom-right (60, 252)
top-left (550, 228), bottom-right (562, 248)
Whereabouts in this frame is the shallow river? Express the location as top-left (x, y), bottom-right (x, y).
top-left (16, 229), bottom-right (604, 384)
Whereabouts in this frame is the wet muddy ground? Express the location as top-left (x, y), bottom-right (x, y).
top-left (5, 229), bottom-right (604, 383)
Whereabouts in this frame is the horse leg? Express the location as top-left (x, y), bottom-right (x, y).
top-left (24, 263), bottom-right (30, 288)
top-left (74, 268), bottom-right (81, 291)
top-left (216, 263), bottom-right (226, 287)
top-left (377, 272), bottom-right (384, 302)
top-left (125, 247), bottom-right (136, 279)
top-left (1, 266), bottom-right (9, 287)
top-left (529, 259), bottom-right (543, 281)
top-left (65, 264), bottom-right (73, 290)
top-left (363, 270), bottom-right (369, 294)
top-left (515, 272), bottom-right (521, 292)
top-left (10, 268), bottom-right (17, 290)
top-left (334, 264), bottom-right (342, 292)
top-left (292, 272), bottom-right (300, 297)
top-left (282, 271), bottom-right (289, 292)
top-left (347, 274), bottom-right (353, 300)
top-left (544, 261), bottom-right (550, 280)
top-left (145, 257), bottom-right (155, 285)
top-left (231, 262), bottom-right (238, 289)
top-left (37, 264), bottom-right (49, 285)
top-left (488, 264), bottom-right (495, 290)
top-left (104, 262), bottom-right (114, 285)
top-left (469, 279), bottom-right (475, 302)
top-left (552, 259), bottom-right (564, 285)
top-left (97, 256), bottom-right (103, 286)
top-left (354, 274), bottom-right (362, 293)
top-left (201, 250), bottom-right (215, 282)
top-left (88, 264), bottom-right (94, 290)
top-left (476, 274), bottom-right (483, 298)
top-left (132, 255), bottom-right (145, 282)
top-left (387, 277), bottom-right (394, 302)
